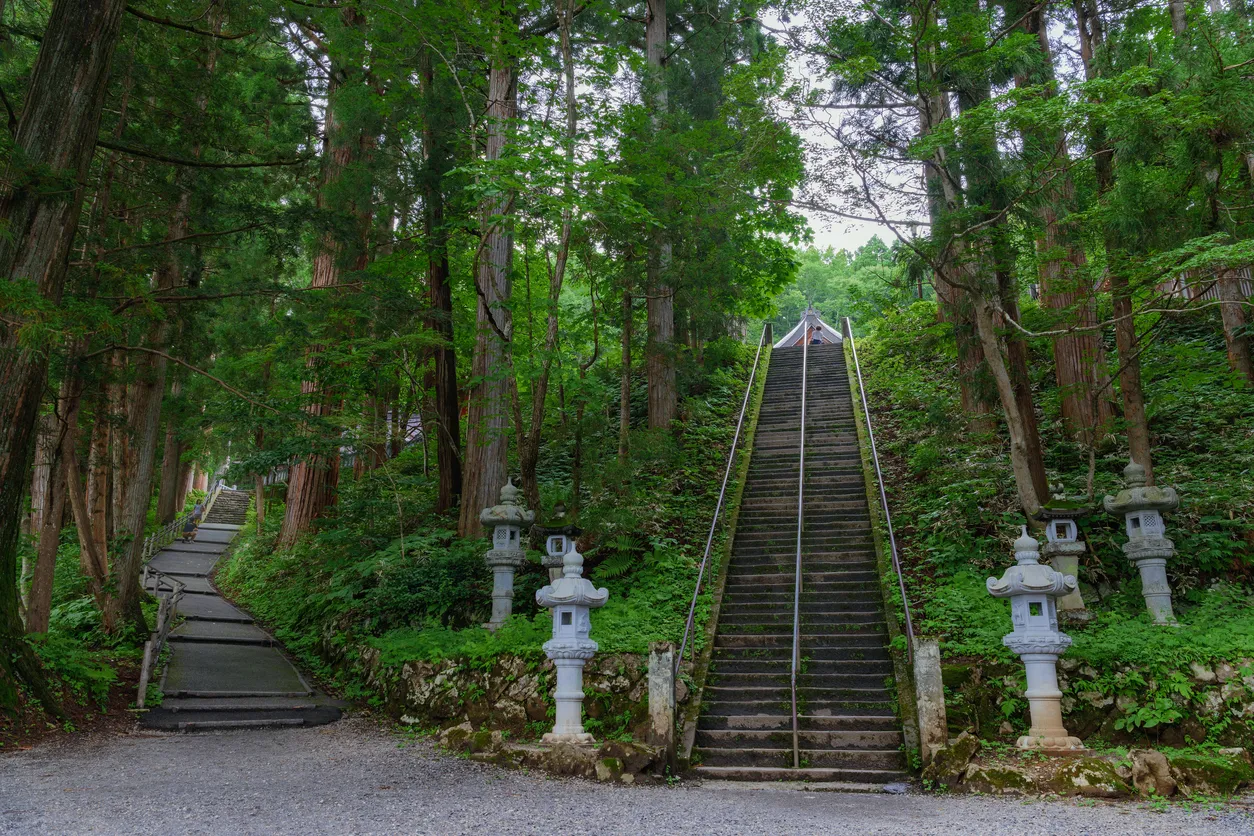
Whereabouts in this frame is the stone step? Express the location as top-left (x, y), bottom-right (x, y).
top-left (705, 672), bottom-right (892, 690)
top-left (710, 658), bottom-right (894, 675)
top-left (695, 728), bottom-right (902, 751)
top-left (699, 698), bottom-right (896, 717)
top-left (723, 577), bottom-right (880, 591)
top-left (716, 610), bottom-right (886, 626)
top-left (696, 713), bottom-right (900, 732)
top-left (696, 746), bottom-right (904, 770)
top-left (691, 765), bottom-right (910, 784)
top-left (711, 646), bottom-right (892, 664)
top-left (713, 633), bottom-right (888, 649)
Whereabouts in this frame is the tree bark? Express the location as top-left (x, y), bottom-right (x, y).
top-left (973, 295), bottom-right (1045, 515)
top-left (619, 281), bottom-right (633, 465)
top-left (1075, 0), bottom-right (1155, 479)
top-left (156, 380), bottom-right (182, 523)
top-left (1217, 269), bottom-right (1254, 383)
top-left (458, 30), bottom-right (517, 538)
top-left (0, 0), bottom-right (127, 715)
top-left (420, 47), bottom-right (462, 513)
top-left (1012, 0), bottom-right (1115, 444)
top-left (85, 395), bottom-right (111, 573)
top-left (25, 445), bottom-right (66, 635)
top-left (279, 13), bottom-right (375, 547)
top-left (644, 0), bottom-right (677, 429)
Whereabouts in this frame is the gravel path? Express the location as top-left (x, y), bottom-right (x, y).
top-left (1, 717), bottom-right (1250, 835)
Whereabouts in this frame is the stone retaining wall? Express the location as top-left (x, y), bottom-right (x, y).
top-left (316, 626), bottom-right (688, 760)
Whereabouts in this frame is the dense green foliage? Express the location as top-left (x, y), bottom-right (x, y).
top-left (857, 300), bottom-right (1253, 740)
top-left (219, 342), bottom-right (757, 673)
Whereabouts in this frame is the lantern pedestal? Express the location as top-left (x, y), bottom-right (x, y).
top-left (1006, 638), bottom-right (1084, 752)
top-left (484, 550), bottom-right (527, 631)
top-left (536, 546), bottom-right (608, 745)
top-left (541, 640), bottom-right (598, 745)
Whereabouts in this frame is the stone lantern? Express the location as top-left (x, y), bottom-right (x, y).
top-left (1034, 502), bottom-right (1093, 619)
top-left (1103, 460), bottom-right (1180, 625)
top-left (535, 545), bottom-right (608, 745)
top-left (479, 478), bottom-right (535, 631)
top-left (533, 501), bottom-right (581, 583)
top-left (987, 526), bottom-right (1084, 753)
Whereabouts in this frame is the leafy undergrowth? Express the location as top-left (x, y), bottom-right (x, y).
top-left (860, 301), bottom-right (1254, 743)
top-left (0, 596), bottom-right (151, 751)
top-left (218, 340), bottom-right (756, 687)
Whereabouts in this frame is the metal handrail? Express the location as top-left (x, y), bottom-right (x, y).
top-left (675, 324), bottom-right (770, 674)
top-left (842, 318), bottom-right (915, 664)
top-left (790, 335), bottom-right (809, 769)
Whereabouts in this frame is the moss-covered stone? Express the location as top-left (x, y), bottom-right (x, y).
top-left (922, 731), bottom-right (980, 788)
top-left (962, 764), bottom-right (1034, 795)
top-left (1169, 753), bottom-right (1254, 797)
top-left (1048, 757), bottom-right (1133, 798)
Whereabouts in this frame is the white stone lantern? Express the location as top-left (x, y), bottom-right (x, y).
top-left (535, 545), bottom-right (608, 745)
top-left (987, 526), bottom-right (1083, 753)
top-left (1035, 504), bottom-right (1091, 618)
top-left (1103, 460), bottom-right (1180, 625)
top-left (479, 478), bottom-right (535, 631)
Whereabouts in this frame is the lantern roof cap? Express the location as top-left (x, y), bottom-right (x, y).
top-left (1033, 499), bottom-right (1095, 520)
top-left (1103, 460), bottom-right (1179, 516)
top-left (535, 546), bottom-right (609, 609)
top-left (988, 526), bottom-right (1077, 598)
top-left (480, 478), bottom-right (536, 526)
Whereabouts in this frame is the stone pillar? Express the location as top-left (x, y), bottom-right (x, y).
top-left (987, 527), bottom-right (1084, 753)
top-left (479, 479), bottom-right (534, 631)
top-left (1103, 461), bottom-right (1180, 625)
top-left (647, 642), bottom-right (676, 764)
top-left (912, 638), bottom-right (947, 765)
top-left (536, 546), bottom-right (608, 745)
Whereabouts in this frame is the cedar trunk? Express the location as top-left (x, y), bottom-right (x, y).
top-left (458, 46), bottom-right (517, 538)
top-left (644, 0), bottom-right (676, 429)
top-left (0, 0), bottom-right (127, 713)
top-left (1217, 269), bottom-right (1254, 384)
top-left (1074, 0), bottom-right (1155, 478)
top-left (1013, 0), bottom-right (1115, 444)
top-left (420, 49), bottom-right (462, 513)
top-left (278, 25), bottom-right (375, 547)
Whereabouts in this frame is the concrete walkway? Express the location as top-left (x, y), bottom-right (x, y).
top-left (141, 490), bottom-right (342, 730)
top-left (1, 719), bottom-right (1249, 835)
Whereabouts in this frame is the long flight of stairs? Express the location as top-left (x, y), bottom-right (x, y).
top-left (142, 489), bottom-right (344, 731)
top-left (693, 343), bottom-right (908, 785)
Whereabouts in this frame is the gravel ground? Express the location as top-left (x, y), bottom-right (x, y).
top-left (1, 717), bottom-right (1251, 835)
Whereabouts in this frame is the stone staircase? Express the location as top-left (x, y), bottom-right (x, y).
top-left (203, 487), bottom-right (251, 526)
top-left (692, 343), bottom-right (908, 785)
top-left (141, 488), bottom-right (344, 731)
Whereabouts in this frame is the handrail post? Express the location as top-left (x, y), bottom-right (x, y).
top-left (842, 317), bottom-right (915, 664)
top-left (791, 334), bottom-right (808, 769)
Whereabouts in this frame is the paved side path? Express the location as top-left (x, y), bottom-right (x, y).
top-left (1, 719), bottom-right (1248, 835)
top-left (142, 489), bottom-right (342, 730)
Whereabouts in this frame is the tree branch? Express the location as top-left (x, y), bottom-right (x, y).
top-left (81, 345), bottom-right (280, 411)
top-left (126, 6), bottom-right (255, 39)
top-left (97, 139), bottom-right (309, 168)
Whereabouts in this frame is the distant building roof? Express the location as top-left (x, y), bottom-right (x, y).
top-left (774, 306), bottom-right (843, 348)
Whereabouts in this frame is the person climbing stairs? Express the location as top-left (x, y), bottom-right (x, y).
top-left (141, 488), bottom-right (344, 730)
top-left (692, 343), bottom-right (909, 785)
